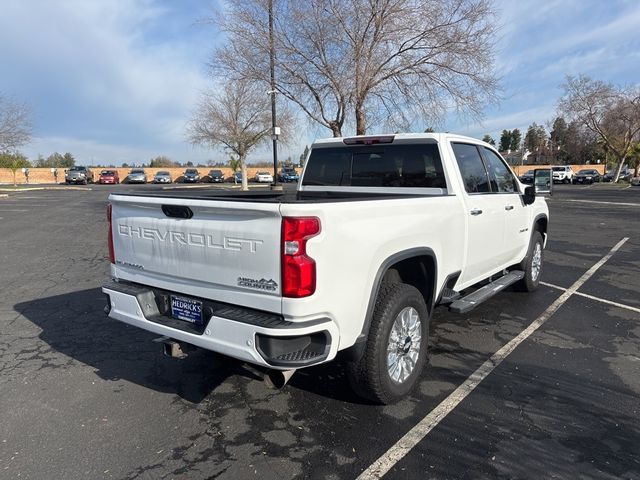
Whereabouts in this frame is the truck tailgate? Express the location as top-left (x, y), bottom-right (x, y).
top-left (109, 194), bottom-right (283, 310)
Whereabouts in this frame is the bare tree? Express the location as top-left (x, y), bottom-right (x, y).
top-left (187, 80), bottom-right (290, 190)
top-left (0, 94), bottom-right (33, 152)
top-left (559, 75), bottom-right (640, 182)
top-left (212, 0), bottom-right (498, 137)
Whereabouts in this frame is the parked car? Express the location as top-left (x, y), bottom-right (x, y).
top-left (207, 169), bottom-right (225, 183)
top-left (183, 169), bottom-right (201, 183)
top-left (278, 167), bottom-right (299, 183)
top-left (255, 171), bottom-right (274, 183)
top-left (126, 169), bottom-right (147, 184)
top-left (98, 170), bottom-right (119, 184)
top-left (603, 168), bottom-right (633, 182)
top-left (232, 171), bottom-right (243, 183)
top-left (103, 132), bottom-right (549, 404)
top-left (519, 170), bottom-right (535, 184)
top-left (620, 169), bottom-right (633, 181)
top-left (65, 166), bottom-right (94, 185)
top-left (572, 169), bottom-right (601, 184)
top-left (153, 171), bottom-right (172, 184)
top-left (552, 166), bottom-right (574, 184)
top-left (631, 176), bottom-right (640, 186)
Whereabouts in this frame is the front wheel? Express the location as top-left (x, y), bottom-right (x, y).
top-left (347, 283), bottom-right (429, 404)
top-left (516, 231), bottom-right (544, 292)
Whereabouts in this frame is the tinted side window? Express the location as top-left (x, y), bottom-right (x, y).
top-left (482, 148), bottom-right (516, 193)
top-left (393, 144), bottom-right (446, 188)
top-left (451, 143), bottom-right (491, 193)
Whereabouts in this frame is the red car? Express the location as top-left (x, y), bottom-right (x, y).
top-left (98, 170), bottom-right (120, 184)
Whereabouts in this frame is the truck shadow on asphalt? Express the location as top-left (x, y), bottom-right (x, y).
top-left (14, 288), bottom-right (529, 406)
top-left (15, 288), bottom-right (264, 404)
top-left (15, 287), bottom-right (376, 405)
top-left (15, 288), bottom-right (461, 406)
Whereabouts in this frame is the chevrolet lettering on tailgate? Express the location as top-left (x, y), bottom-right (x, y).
top-left (117, 224), bottom-right (263, 252)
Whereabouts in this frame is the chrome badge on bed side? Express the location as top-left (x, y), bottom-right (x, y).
top-left (237, 277), bottom-right (278, 292)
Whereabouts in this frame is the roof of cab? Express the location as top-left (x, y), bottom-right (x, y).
top-left (311, 132), bottom-right (487, 147)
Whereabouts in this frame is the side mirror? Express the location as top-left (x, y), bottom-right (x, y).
top-left (523, 185), bottom-right (535, 205)
top-left (533, 168), bottom-right (552, 195)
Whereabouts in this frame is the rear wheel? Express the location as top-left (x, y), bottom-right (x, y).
top-left (516, 231), bottom-right (544, 292)
top-left (347, 283), bottom-right (429, 404)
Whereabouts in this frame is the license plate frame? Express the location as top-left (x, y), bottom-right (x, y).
top-left (170, 295), bottom-right (203, 325)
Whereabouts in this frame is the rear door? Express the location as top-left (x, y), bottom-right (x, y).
top-left (450, 142), bottom-right (506, 285)
top-left (109, 194), bottom-right (283, 310)
top-left (480, 147), bottom-right (529, 263)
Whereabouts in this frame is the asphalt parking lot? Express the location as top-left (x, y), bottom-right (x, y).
top-left (1, 183), bottom-right (639, 479)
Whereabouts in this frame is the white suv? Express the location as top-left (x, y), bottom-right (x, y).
top-left (552, 166), bottom-right (574, 184)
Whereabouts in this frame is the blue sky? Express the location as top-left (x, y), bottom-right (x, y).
top-left (1, 0), bottom-right (639, 166)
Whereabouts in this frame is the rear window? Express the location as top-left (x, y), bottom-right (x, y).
top-left (303, 143), bottom-right (446, 188)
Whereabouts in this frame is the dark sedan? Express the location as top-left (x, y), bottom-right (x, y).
top-left (519, 170), bottom-right (535, 184)
top-left (603, 168), bottom-right (632, 182)
top-left (182, 169), bottom-right (201, 183)
top-left (572, 169), bottom-right (601, 184)
top-left (207, 169), bottom-right (225, 183)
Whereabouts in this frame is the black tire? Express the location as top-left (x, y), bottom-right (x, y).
top-left (346, 283), bottom-right (429, 404)
top-left (515, 231), bottom-right (544, 292)
top-left (564, 178), bottom-right (570, 184)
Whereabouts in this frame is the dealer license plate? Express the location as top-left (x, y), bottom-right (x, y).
top-left (170, 295), bottom-right (203, 325)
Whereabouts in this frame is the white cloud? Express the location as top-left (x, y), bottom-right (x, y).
top-left (0, 0), bottom-right (211, 149)
top-left (24, 135), bottom-right (206, 166)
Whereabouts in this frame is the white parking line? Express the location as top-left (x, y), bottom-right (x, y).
top-left (564, 199), bottom-right (640, 207)
top-left (540, 281), bottom-right (640, 314)
top-left (0, 204), bottom-right (49, 207)
top-left (357, 237), bottom-right (629, 480)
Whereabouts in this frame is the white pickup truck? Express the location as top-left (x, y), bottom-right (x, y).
top-left (103, 133), bottom-right (549, 404)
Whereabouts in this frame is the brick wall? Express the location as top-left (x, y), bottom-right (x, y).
top-left (512, 165), bottom-right (605, 176)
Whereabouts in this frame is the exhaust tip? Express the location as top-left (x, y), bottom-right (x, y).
top-left (264, 369), bottom-right (296, 389)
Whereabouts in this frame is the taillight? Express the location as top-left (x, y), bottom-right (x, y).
top-left (281, 216), bottom-right (320, 298)
top-left (107, 203), bottom-right (115, 264)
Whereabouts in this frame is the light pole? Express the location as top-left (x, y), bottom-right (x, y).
top-left (268, 0), bottom-right (281, 190)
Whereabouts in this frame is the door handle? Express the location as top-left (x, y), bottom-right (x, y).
top-left (505, 205), bottom-right (514, 211)
top-left (470, 208), bottom-right (483, 216)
